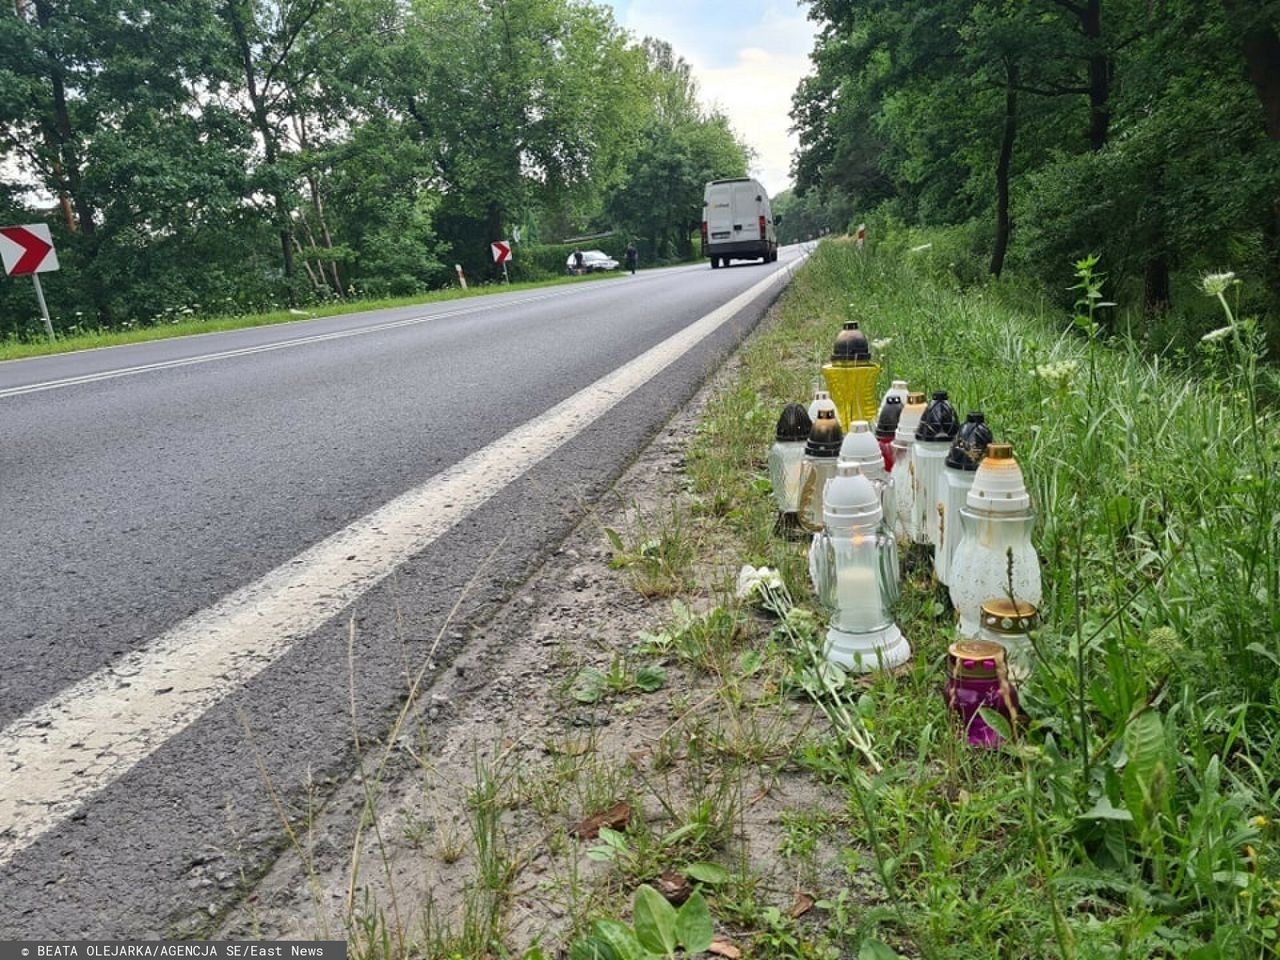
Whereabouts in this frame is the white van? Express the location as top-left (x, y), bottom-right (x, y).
top-left (701, 178), bottom-right (779, 268)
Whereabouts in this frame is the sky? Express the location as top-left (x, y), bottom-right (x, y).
top-left (598, 0), bottom-right (818, 193)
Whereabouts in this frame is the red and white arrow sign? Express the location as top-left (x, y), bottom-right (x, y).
top-left (0, 224), bottom-right (59, 276)
top-left (490, 240), bottom-right (511, 264)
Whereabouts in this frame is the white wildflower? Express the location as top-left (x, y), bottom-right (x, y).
top-left (736, 564), bottom-right (783, 602)
top-left (1200, 325), bottom-right (1233, 343)
top-left (1032, 359), bottom-right (1080, 389)
top-left (871, 337), bottom-right (894, 351)
top-left (1201, 272), bottom-right (1237, 297)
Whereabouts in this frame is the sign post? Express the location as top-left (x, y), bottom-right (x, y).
top-left (490, 240), bottom-right (511, 283)
top-left (1, 223), bottom-right (60, 341)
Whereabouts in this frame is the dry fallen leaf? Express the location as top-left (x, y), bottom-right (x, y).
top-left (791, 892), bottom-right (815, 918)
top-left (570, 800), bottom-right (632, 840)
top-left (708, 937), bottom-right (742, 959)
top-left (656, 870), bottom-right (692, 905)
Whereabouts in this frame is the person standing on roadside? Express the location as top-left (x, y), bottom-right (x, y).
top-left (625, 241), bottom-right (638, 276)
top-left (572, 248), bottom-right (585, 274)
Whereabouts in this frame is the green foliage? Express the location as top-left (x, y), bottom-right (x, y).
top-left (569, 885), bottom-right (714, 960)
top-left (794, 0), bottom-right (1280, 319)
top-left (0, 0), bottom-right (743, 336)
top-left (699, 238), bottom-right (1280, 956)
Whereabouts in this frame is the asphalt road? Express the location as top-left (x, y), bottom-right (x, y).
top-left (0, 247), bottom-right (806, 937)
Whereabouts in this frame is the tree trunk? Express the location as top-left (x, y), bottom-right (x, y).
top-left (990, 61), bottom-right (1018, 278)
top-left (1222, 0), bottom-right (1280, 288)
top-left (1143, 254), bottom-right (1170, 316)
top-left (1082, 0), bottom-right (1110, 150)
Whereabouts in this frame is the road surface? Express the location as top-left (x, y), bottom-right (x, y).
top-left (0, 247), bottom-right (806, 937)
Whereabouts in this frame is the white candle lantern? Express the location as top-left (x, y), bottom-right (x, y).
top-left (890, 391), bottom-right (927, 544)
top-left (912, 390), bottom-right (959, 549)
top-left (935, 411), bottom-right (992, 586)
top-left (768, 402), bottom-right (813, 537)
top-left (796, 408), bottom-right (843, 533)
top-left (837, 420), bottom-right (895, 527)
top-left (949, 443), bottom-right (1042, 638)
top-left (812, 420), bottom-right (899, 597)
top-left (817, 463), bottom-right (910, 671)
top-left (808, 385), bottom-right (837, 424)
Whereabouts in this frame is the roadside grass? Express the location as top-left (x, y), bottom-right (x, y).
top-left (0, 270), bottom-right (625, 362)
top-left (244, 237), bottom-right (1277, 958)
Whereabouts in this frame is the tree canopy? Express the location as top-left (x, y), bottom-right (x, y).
top-left (792, 0), bottom-right (1280, 318)
top-left (0, 0), bottom-right (750, 336)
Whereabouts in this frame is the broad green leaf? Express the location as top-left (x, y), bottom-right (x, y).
top-left (675, 890), bottom-right (714, 953)
top-left (573, 668), bottom-right (607, 703)
top-left (1078, 795), bottom-right (1133, 822)
top-left (585, 918), bottom-right (645, 960)
top-left (976, 707), bottom-right (1012, 742)
top-left (858, 939), bottom-right (903, 960)
top-left (633, 884), bottom-right (678, 956)
top-left (1122, 710), bottom-right (1166, 831)
top-left (569, 933), bottom-right (621, 960)
top-left (634, 665), bottom-right (667, 692)
top-left (683, 862), bottom-right (730, 885)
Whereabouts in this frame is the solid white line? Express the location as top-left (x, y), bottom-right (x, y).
top-left (0, 255), bottom-right (804, 864)
top-left (0, 285), bottom-right (621, 399)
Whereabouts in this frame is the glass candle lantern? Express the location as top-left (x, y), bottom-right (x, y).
top-left (945, 639), bottom-right (1018, 748)
top-left (768, 402), bottom-right (813, 538)
top-left (837, 420), bottom-right (895, 533)
top-left (912, 390), bottom-right (959, 549)
top-left (796, 408), bottom-right (843, 533)
top-left (890, 391), bottom-right (927, 544)
top-left (808, 385), bottom-right (837, 424)
top-left (935, 412), bottom-right (993, 586)
top-left (816, 463), bottom-right (910, 672)
top-left (977, 598), bottom-right (1039, 682)
top-left (878, 379), bottom-right (909, 423)
top-left (821, 321), bottom-right (880, 430)
top-left (874, 395), bottom-right (903, 471)
top-left (948, 443), bottom-right (1042, 638)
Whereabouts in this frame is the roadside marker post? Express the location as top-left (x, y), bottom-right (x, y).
top-left (455, 263), bottom-right (468, 290)
top-left (1, 223), bottom-right (60, 341)
top-left (491, 239), bottom-right (512, 283)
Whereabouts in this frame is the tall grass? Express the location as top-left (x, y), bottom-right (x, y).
top-left (685, 237), bottom-right (1280, 957)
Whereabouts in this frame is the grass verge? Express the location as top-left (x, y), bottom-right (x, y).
top-left (239, 236), bottom-right (1278, 958)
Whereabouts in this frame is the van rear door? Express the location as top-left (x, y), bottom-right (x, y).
top-left (705, 184), bottom-right (734, 243)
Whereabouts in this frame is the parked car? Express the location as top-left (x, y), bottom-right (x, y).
top-left (566, 250), bottom-right (619, 274)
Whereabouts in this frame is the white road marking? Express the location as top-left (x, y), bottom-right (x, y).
top-left (0, 255), bottom-right (804, 864)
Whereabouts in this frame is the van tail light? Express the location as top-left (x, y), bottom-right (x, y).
top-left (701, 221), bottom-right (708, 247)
top-left (759, 215), bottom-right (767, 239)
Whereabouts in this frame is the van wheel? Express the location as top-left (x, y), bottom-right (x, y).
top-left (710, 257), bottom-right (720, 269)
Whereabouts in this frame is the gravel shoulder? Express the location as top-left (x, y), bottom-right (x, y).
top-left (215, 298), bottom-right (859, 955)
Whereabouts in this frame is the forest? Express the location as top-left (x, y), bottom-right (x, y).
top-left (789, 0), bottom-right (1280, 349)
top-left (0, 0), bottom-right (750, 338)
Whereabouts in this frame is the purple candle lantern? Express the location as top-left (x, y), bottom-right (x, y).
top-left (945, 639), bottom-right (1018, 748)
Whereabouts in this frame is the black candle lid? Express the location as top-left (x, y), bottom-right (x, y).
top-left (915, 390), bottom-right (959, 442)
top-left (945, 411), bottom-right (993, 470)
top-left (830, 320), bottom-right (871, 362)
top-left (874, 395), bottom-right (903, 440)
top-left (804, 409), bottom-right (844, 456)
top-left (775, 402), bottom-right (812, 442)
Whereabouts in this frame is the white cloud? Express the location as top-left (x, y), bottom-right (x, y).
top-left (609, 1), bottom-right (817, 192)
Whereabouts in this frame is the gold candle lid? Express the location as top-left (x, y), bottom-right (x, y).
top-left (979, 599), bottom-right (1039, 635)
top-left (906, 391), bottom-right (927, 405)
top-left (947, 639), bottom-right (1007, 679)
